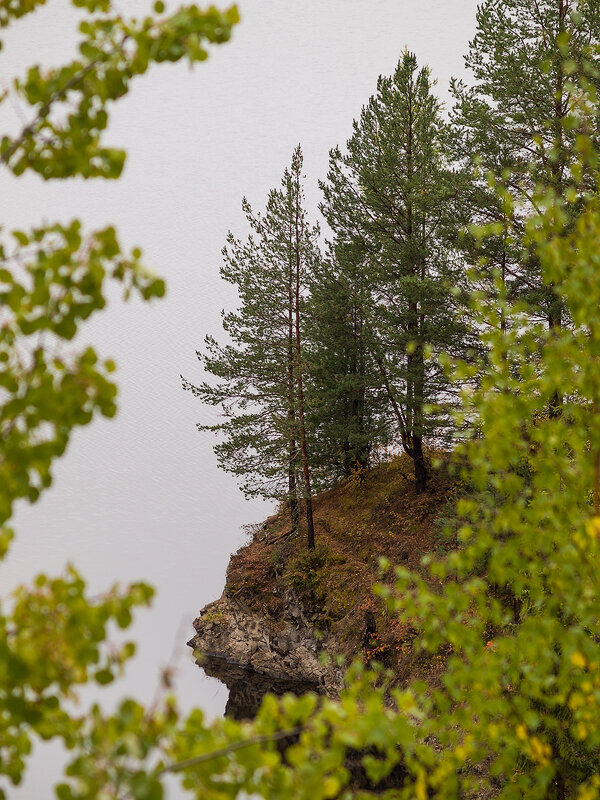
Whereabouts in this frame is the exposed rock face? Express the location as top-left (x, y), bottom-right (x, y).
top-left (199, 658), bottom-right (320, 720)
top-left (187, 588), bottom-right (343, 698)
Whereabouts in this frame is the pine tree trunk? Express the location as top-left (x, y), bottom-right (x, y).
top-left (287, 232), bottom-right (299, 532)
top-left (287, 403), bottom-right (299, 532)
top-left (413, 435), bottom-right (427, 494)
top-left (407, 299), bottom-right (428, 493)
top-left (288, 456), bottom-right (299, 532)
top-left (296, 383), bottom-right (315, 549)
top-left (554, 767), bottom-right (566, 800)
top-left (291, 174), bottom-right (315, 550)
top-left (404, 102), bottom-right (427, 493)
top-left (407, 346), bottom-right (428, 493)
top-left (343, 395), bottom-right (352, 477)
top-left (548, 303), bottom-right (563, 419)
top-left (353, 305), bottom-right (368, 470)
top-left (296, 328), bottom-right (315, 549)
top-left (547, 0), bottom-right (566, 418)
top-left (345, 314), bottom-right (357, 477)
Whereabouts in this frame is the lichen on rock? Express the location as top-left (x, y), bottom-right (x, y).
top-left (187, 588), bottom-right (343, 694)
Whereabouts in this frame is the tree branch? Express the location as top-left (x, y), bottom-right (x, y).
top-left (158, 726), bottom-right (305, 775)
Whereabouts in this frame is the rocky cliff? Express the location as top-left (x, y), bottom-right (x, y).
top-left (188, 587), bottom-right (343, 694)
top-left (188, 454), bottom-right (455, 710)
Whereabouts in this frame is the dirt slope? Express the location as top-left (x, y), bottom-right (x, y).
top-left (224, 453), bottom-right (457, 679)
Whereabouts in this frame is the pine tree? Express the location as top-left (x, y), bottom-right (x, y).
top-left (452, 0), bottom-right (600, 336)
top-left (320, 51), bottom-right (474, 493)
top-left (305, 245), bottom-right (389, 486)
top-left (183, 147), bottom-right (320, 547)
top-left (286, 147), bottom-right (319, 549)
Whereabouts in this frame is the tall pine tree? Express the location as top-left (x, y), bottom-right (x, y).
top-left (320, 51), bottom-right (474, 493)
top-left (305, 244), bottom-right (389, 486)
top-left (452, 0), bottom-right (600, 335)
top-left (183, 147), bottom-right (320, 547)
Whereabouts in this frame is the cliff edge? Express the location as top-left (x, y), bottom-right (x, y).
top-left (188, 454), bottom-right (456, 700)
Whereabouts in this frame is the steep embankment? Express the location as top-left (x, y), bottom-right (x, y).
top-left (188, 455), bottom-right (457, 703)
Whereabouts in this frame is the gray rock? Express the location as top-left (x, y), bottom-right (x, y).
top-left (188, 589), bottom-right (343, 695)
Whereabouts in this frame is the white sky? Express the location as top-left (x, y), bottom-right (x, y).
top-left (0, 0), bottom-right (478, 795)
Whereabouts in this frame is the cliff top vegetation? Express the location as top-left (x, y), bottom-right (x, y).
top-left (226, 452), bottom-right (458, 680)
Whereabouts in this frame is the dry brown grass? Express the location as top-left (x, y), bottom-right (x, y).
top-left (225, 452), bottom-right (458, 682)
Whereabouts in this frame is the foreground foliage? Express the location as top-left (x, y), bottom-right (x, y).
top-left (3, 1), bottom-right (600, 798)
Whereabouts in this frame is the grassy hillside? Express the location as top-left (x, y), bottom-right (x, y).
top-left (225, 453), bottom-right (459, 682)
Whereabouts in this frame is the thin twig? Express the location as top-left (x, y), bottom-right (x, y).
top-left (158, 726), bottom-right (305, 775)
top-left (1, 57), bottom-right (103, 166)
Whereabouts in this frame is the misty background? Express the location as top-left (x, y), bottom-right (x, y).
top-left (0, 0), bottom-right (477, 793)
